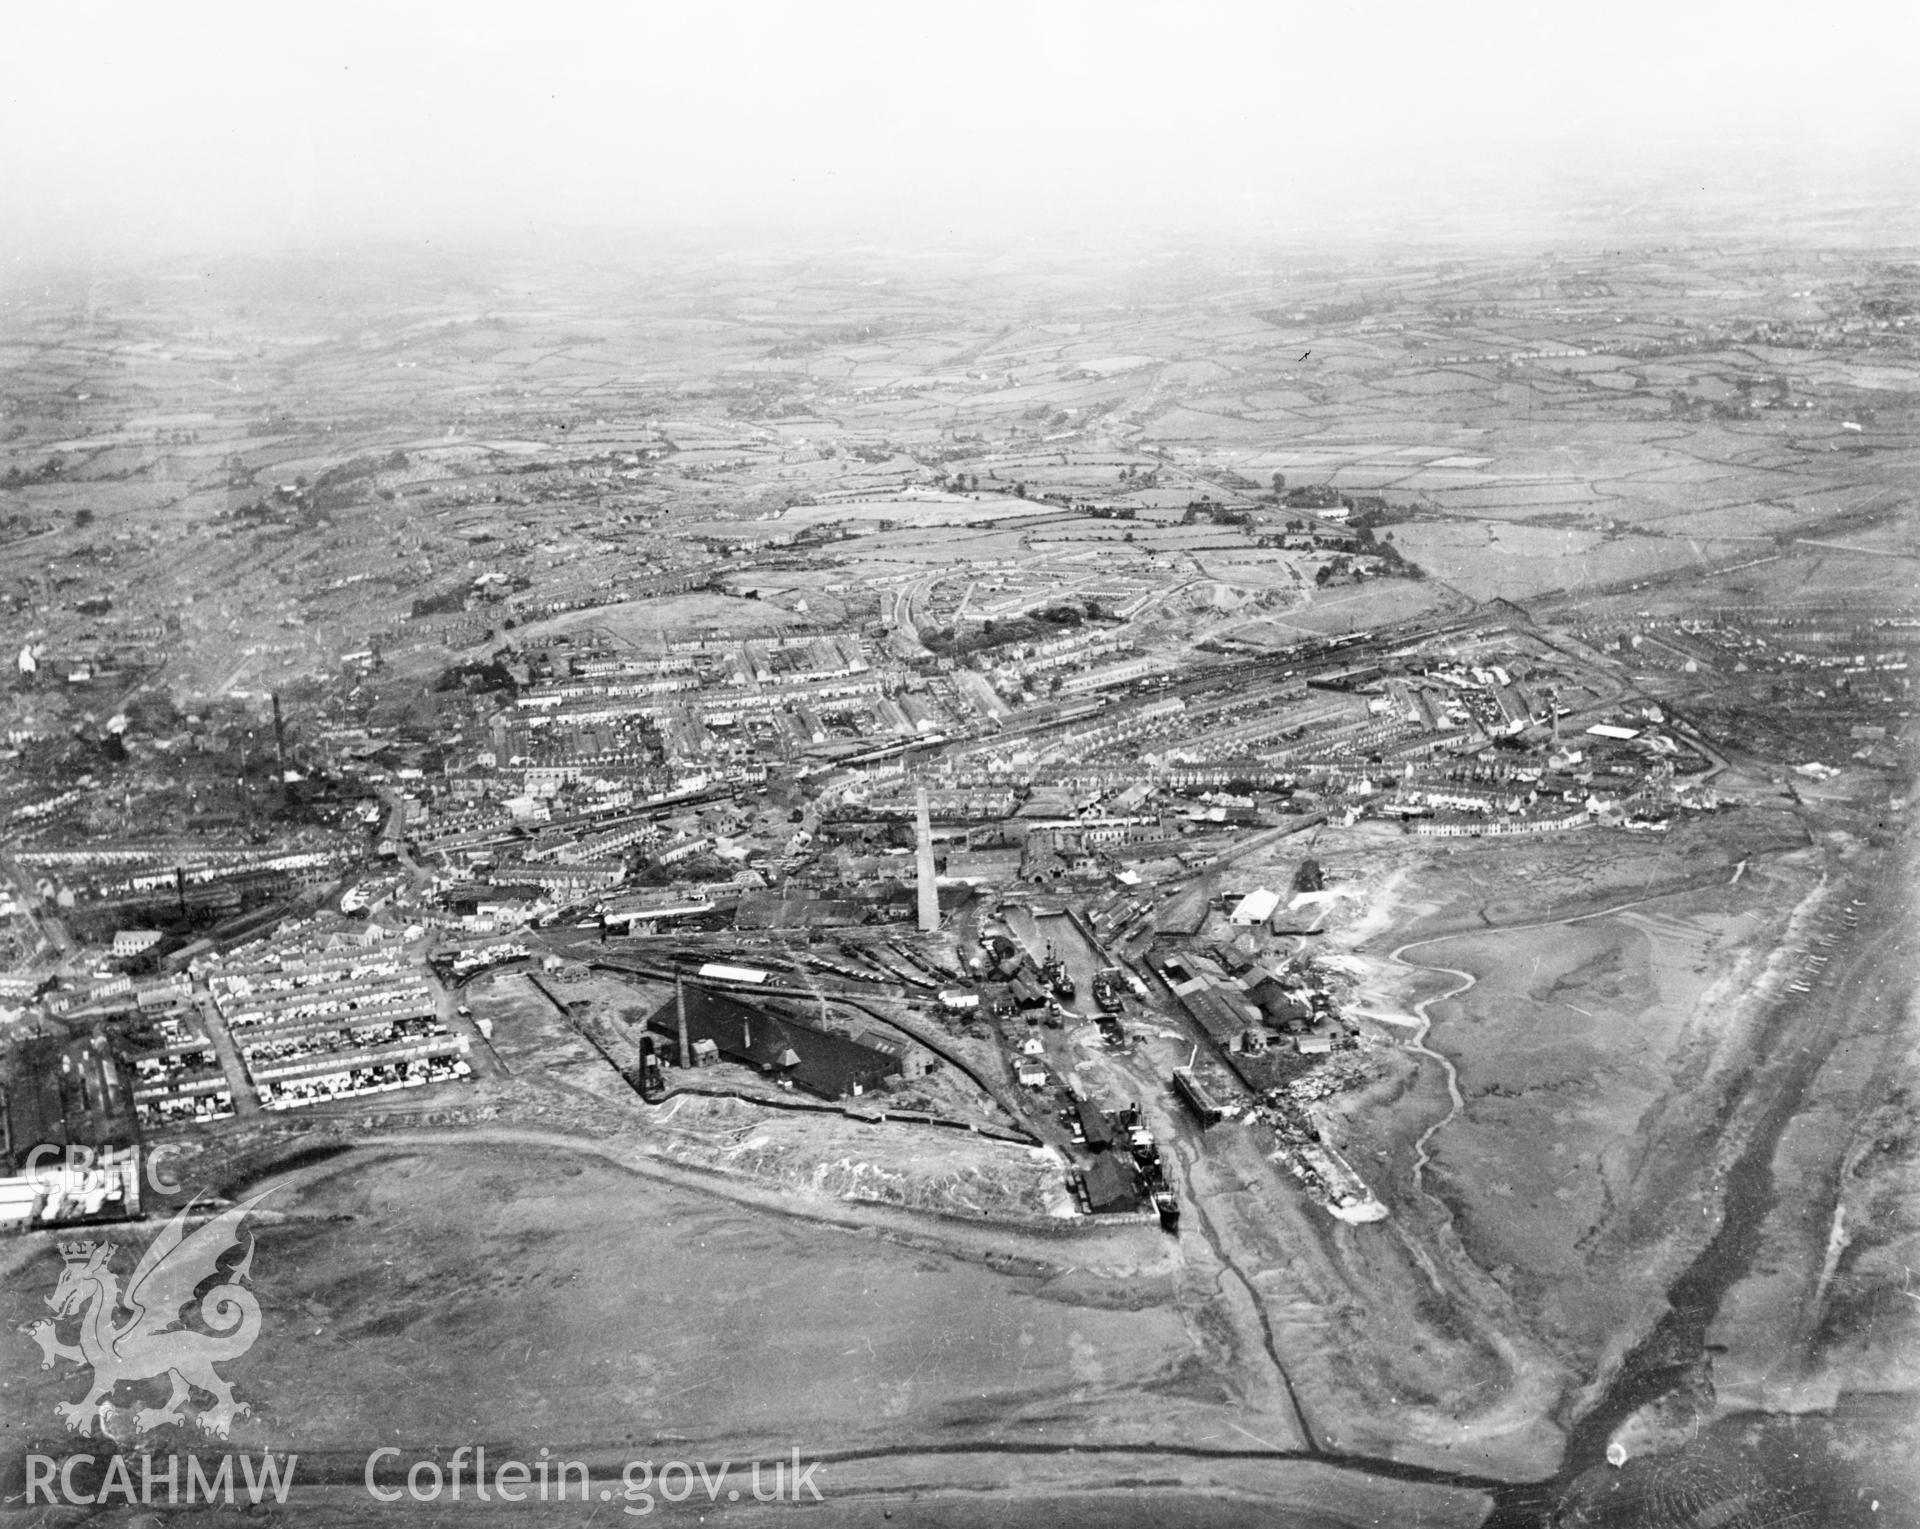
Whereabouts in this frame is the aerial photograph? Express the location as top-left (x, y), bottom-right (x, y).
top-left (1, 3), bottom-right (1915, 1525)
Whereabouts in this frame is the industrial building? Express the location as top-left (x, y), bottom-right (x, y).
top-left (643, 983), bottom-right (905, 1099)
top-left (1081, 1153), bottom-right (1139, 1213)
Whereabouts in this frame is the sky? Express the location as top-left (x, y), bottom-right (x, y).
top-left (4, 0), bottom-right (1917, 256)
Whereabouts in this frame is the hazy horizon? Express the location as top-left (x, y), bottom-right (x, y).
top-left (5, 0), bottom-right (1918, 265)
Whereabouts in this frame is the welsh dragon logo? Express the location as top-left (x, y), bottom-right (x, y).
top-left (24, 1192), bottom-right (270, 1438)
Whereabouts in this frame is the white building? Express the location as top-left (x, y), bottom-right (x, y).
top-left (1228, 889), bottom-right (1281, 926)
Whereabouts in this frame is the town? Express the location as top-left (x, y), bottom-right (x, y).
top-left (2, 235), bottom-right (1914, 1528)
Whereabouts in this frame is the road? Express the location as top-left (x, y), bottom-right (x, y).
top-left (374, 787), bottom-right (434, 889)
top-left (0, 851), bottom-right (74, 959)
top-left (1793, 536), bottom-right (1920, 561)
top-left (192, 991), bottom-right (262, 1117)
top-left (429, 969), bottom-right (511, 1081)
top-left (888, 570), bottom-right (939, 656)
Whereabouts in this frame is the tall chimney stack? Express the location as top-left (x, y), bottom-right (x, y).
top-left (271, 693), bottom-right (287, 779)
top-left (675, 975), bottom-right (691, 1068)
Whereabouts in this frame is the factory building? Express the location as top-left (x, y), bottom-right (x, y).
top-left (1081, 1153), bottom-right (1139, 1213)
top-left (643, 984), bottom-right (904, 1100)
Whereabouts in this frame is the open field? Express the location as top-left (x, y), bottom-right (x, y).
top-left (511, 591), bottom-right (809, 645)
top-left (0, 1138), bottom-right (1214, 1468)
top-left (1228, 577), bottom-right (1461, 639)
top-left (778, 495), bottom-right (1028, 527)
top-left (1392, 522), bottom-right (1754, 600)
top-left (1385, 870), bottom-right (1810, 1354)
top-left (1233, 809), bottom-right (1918, 1498)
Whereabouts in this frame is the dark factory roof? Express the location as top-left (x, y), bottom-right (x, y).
top-left (645, 984), bottom-right (902, 1100)
top-left (1082, 1153), bottom-right (1138, 1214)
top-left (1075, 1096), bottom-right (1115, 1152)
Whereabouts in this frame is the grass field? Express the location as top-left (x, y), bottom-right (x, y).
top-left (1299, 817), bottom-right (1825, 1373)
top-left (513, 591), bottom-right (806, 645)
top-left (1, 1138), bottom-right (1208, 1463)
top-left (1392, 521), bottom-right (1752, 599)
top-left (778, 495), bottom-right (1016, 528)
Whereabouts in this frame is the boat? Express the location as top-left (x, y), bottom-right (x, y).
top-left (1153, 1189), bottom-right (1181, 1232)
top-left (1040, 944), bottom-right (1075, 1002)
top-left (1092, 967), bottom-right (1126, 1014)
top-left (1171, 1066), bottom-right (1225, 1127)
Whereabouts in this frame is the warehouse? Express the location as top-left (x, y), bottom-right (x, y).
top-left (644, 984), bottom-right (903, 1099)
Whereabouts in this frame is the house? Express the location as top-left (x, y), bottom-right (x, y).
top-left (1016, 1058), bottom-right (1048, 1088)
top-left (111, 930), bottom-right (165, 959)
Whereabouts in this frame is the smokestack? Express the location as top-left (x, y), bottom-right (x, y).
top-left (915, 785), bottom-right (939, 934)
top-left (675, 975), bottom-right (690, 1068)
top-left (174, 867), bottom-right (186, 916)
top-left (271, 693), bottom-right (287, 778)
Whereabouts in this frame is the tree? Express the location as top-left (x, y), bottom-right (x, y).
top-left (73, 508), bottom-right (94, 528)
top-left (1271, 472), bottom-right (1286, 494)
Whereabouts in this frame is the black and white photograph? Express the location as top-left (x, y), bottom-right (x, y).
top-left (1, 3), bottom-right (1916, 1524)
